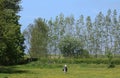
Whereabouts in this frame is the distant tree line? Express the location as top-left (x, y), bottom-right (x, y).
top-left (24, 9), bottom-right (120, 59)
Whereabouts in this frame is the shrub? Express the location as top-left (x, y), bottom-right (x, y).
top-left (58, 35), bottom-right (89, 58)
top-left (108, 62), bottom-right (115, 68)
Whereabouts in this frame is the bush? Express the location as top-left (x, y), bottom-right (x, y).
top-left (54, 58), bottom-right (119, 65)
top-left (58, 35), bottom-right (87, 58)
top-left (108, 62), bottom-right (115, 68)
top-left (20, 57), bottom-right (120, 66)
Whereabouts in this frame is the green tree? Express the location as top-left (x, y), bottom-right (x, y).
top-left (48, 14), bottom-right (66, 57)
top-left (76, 15), bottom-right (84, 37)
top-left (58, 35), bottom-right (87, 58)
top-left (112, 9), bottom-right (119, 56)
top-left (86, 16), bottom-right (94, 55)
top-left (24, 18), bottom-right (48, 58)
top-left (65, 15), bottom-right (75, 36)
top-left (0, 0), bottom-right (24, 65)
top-left (94, 12), bottom-right (105, 57)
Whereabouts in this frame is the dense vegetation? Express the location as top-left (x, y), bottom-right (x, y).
top-left (0, 0), bottom-right (24, 65)
top-left (24, 9), bottom-right (120, 59)
top-left (0, 1), bottom-right (120, 78)
top-left (0, 0), bottom-right (120, 68)
top-left (58, 35), bottom-right (89, 58)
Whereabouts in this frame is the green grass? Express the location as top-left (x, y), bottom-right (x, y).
top-left (0, 63), bottom-right (120, 78)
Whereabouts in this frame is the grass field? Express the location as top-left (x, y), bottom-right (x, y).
top-left (0, 62), bottom-right (120, 78)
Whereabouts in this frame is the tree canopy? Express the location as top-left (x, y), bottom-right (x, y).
top-left (24, 10), bottom-right (120, 59)
top-left (23, 18), bottom-right (49, 58)
top-left (0, 0), bottom-right (24, 65)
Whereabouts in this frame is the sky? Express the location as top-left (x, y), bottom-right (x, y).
top-left (19, 0), bottom-right (120, 32)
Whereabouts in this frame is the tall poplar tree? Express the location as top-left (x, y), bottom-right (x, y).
top-left (86, 16), bottom-right (93, 55)
top-left (94, 12), bottom-right (105, 56)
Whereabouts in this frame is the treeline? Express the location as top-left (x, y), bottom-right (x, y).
top-left (24, 9), bottom-right (120, 59)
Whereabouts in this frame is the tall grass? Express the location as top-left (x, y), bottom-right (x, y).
top-left (35, 57), bottom-right (120, 65)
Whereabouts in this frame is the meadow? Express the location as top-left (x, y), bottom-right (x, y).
top-left (0, 61), bottom-right (120, 78)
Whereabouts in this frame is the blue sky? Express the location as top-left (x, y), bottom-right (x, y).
top-left (19, 0), bottom-right (120, 32)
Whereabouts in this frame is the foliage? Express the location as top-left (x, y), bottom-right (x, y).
top-left (58, 35), bottom-right (88, 58)
top-left (106, 49), bottom-right (115, 68)
top-left (23, 18), bottom-right (49, 58)
top-left (24, 9), bottom-right (120, 61)
top-left (28, 57), bottom-right (120, 65)
top-left (0, 0), bottom-right (24, 65)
